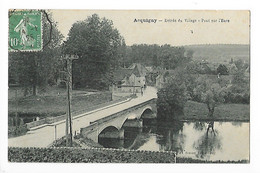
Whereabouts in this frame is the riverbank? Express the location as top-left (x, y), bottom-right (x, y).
top-left (183, 100), bottom-right (250, 121)
top-left (8, 147), bottom-right (248, 163)
top-left (8, 87), bottom-right (124, 137)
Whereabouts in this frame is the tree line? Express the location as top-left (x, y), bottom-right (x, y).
top-left (123, 44), bottom-right (193, 69)
top-left (9, 12), bottom-right (195, 94)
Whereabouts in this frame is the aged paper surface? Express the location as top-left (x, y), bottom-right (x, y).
top-left (6, 9), bottom-right (250, 165)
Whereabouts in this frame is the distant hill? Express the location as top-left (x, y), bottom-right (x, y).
top-left (184, 44), bottom-right (250, 64)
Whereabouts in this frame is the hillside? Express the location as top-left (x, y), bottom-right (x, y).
top-left (184, 44), bottom-right (250, 63)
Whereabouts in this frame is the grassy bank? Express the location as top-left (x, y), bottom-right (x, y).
top-left (183, 100), bottom-right (250, 121)
top-left (8, 88), bottom-right (112, 117)
top-left (8, 147), bottom-right (248, 163)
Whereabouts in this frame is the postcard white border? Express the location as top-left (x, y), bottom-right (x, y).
top-left (1, 0), bottom-right (259, 173)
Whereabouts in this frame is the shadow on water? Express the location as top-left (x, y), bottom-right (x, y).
top-left (192, 121), bottom-right (222, 159)
top-left (98, 119), bottom-right (155, 149)
top-left (156, 121), bottom-right (185, 153)
top-left (98, 119), bottom-right (186, 152)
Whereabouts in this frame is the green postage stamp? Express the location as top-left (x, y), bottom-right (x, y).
top-left (9, 10), bottom-right (42, 51)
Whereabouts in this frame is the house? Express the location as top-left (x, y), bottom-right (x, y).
top-left (111, 64), bottom-right (147, 95)
top-left (145, 66), bottom-right (162, 86)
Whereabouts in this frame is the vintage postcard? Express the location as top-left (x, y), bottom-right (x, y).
top-left (7, 10), bottom-right (250, 163)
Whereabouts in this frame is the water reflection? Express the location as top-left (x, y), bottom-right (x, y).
top-left (98, 120), bottom-right (249, 161)
top-left (193, 121), bottom-right (207, 131)
top-left (156, 121), bottom-right (185, 153)
top-left (124, 127), bottom-right (151, 150)
top-left (231, 122), bottom-right (242, 127)
top-left (192, 121), bottom-right (222, 159)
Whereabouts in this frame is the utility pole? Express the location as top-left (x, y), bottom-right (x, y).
top-left (10, 84), bottom-right (19, 133)
top-left (15, 88), bottom-right (18, 130)
top-left (62, 55), bottom-right (78, 147)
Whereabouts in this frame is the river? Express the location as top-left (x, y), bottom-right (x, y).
top-left (98, 120), bottom-right (249, 161)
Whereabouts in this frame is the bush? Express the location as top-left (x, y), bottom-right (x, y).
top-left (224, 92), bottom-right (250, 104)
top-left (8, 147), bottom-right (176, 163)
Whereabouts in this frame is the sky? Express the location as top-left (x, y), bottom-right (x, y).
top-left (51, 10), bottom-right (249, 46)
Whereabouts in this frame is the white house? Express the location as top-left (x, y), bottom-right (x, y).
top-left (111, 64), bottom-right (147, 94)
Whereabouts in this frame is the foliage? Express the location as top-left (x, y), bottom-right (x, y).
top-left (157, 70), bottom-right (189, 121)
top-left (8, 11), bottom-right (64, 95)
top-left (64, 14), bottom-right (125, 90)
top-left (8, 147), bottom-right (176, 163)
top-left (185, 61), bottom-right (215, 75)
top-left (124, 44), bottom-right (191, 69)
top-left (224, 70), bottom-right (250, 104)
top-left (185, 61), bottom-right (201, 74)
top-left (217, 64), bottom-right (229, 75)
top-left (234, 59), bottom-right (249, 71)
top-left (193, 76), bottom-right (226, 117)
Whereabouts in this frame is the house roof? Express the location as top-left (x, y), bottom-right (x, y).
top-left (132, 65), bottom-right (142, 77)
top-left (113, 68), bottom-right (133, 82)
top-left (128, 63), bottom-right (148, 76)
top-left (113, 63), bottom-right (148, 82)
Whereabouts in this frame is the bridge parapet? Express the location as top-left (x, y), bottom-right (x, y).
top-left (80, 122), bottom-right (98, 136)
top-left (92, 98), bottom-right (157, 125)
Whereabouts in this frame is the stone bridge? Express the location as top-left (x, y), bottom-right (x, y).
top-left (80, 98), bottom-right (157, 143)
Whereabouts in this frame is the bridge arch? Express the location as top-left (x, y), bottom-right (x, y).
top-left (99, 126), bottom-right (119, 135)
top-left (98, 126), bottom-right (124, 142)
top-left (140, 107), bottom-right (155, 119)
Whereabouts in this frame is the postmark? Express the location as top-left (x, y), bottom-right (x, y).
top-left (9, 10), bottom-right (42, 51)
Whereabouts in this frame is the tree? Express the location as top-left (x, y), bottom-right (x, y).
top-left (157, 71), bottom-right (188, 121)
top-left (224, 70), bottom-right (250, 104)
top-left (193, 77), bottom-right (226, 117)
top-left (8, 11), bottom-right (64, 95)
top-left (185, 61), bottom-right (200, 74)
top-left (217, 64), bottom-right (229, 75)
top-left (186, 49), bottom-right (194, 59)
top-left (64, 14), bottom-right (125, 90)
top-left (158, 45), bottom-right (190, 70)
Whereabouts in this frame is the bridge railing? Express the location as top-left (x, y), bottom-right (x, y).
top-left (26, 96), bottom-right (132, 130)
top-left (80, 98), bottom-right (156, 133)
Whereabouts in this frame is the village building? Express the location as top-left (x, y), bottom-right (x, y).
top-left (111, 63), bottom-right (148, 97)
top-left (145, 66), bottom-right (162, 86)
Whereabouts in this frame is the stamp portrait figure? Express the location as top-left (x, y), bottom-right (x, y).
top-left (14, 15), bottom-right (38, 48)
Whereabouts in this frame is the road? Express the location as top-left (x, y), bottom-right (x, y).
top-left (8, 87), bottom-right (157, 147)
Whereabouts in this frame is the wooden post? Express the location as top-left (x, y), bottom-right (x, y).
top-left (67, 58), bottom-right (73, 147)
top-left (63, 55), bottom-right (78, 147)
top-left (15, 88), bottom-right (18, 130)
top-left (55, 125), bottom-right (57, 144)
